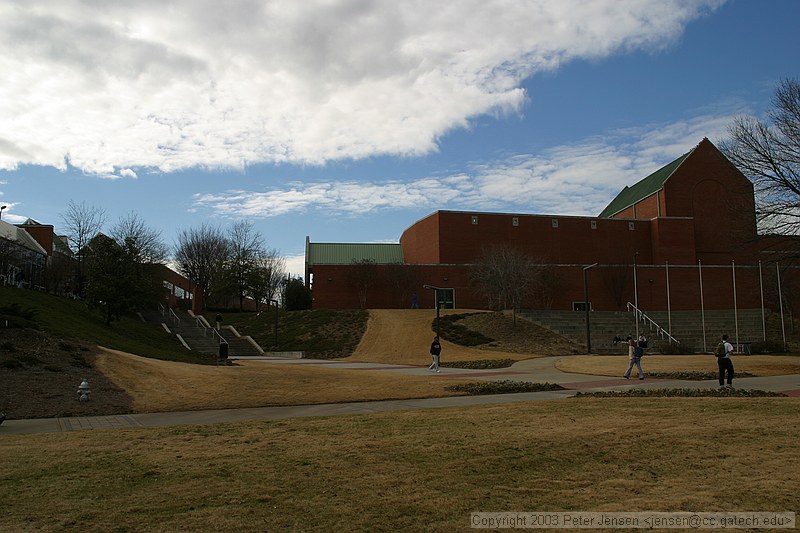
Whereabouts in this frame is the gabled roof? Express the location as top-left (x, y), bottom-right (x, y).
top-left (0, 219), bottom-right (47, 255)
top-left (306, 243), bottom-right (404, 265)
top-left (598, 149), bottom-right (693, 218)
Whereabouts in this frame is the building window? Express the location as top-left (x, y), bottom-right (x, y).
top-left (591, 220), bottom-right (597, 230)
top-left (628, 222), bottom-right (635, 231)
top-left (551, 219), bottom-right (559, 228)
top-left (512, 217), bottom-right (519, 227)
top-left (471, 216), bottom-right (478, 225)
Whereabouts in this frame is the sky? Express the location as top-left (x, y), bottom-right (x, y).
top-left (1, 0), bottom-right (799, 277)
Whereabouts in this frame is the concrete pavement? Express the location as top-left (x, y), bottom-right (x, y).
top-left (2, 355), bottom-right (799, 436)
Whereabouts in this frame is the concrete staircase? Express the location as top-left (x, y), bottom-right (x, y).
top-left (142, 308), bottom-right (264, 357)
top-left (517, 308), bottom-right (768, 354)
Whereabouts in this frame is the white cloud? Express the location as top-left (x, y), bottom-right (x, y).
top-left (283, 253), bottom-right (306, 279)
top-left (0, 0), bottom-right (725, 176)
top-left (191, 113), bottom-right (737, 219)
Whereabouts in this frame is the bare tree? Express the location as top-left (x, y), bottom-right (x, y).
top-left (110, 212), bottom-right (168, 264)
top-left (720, 78), bottom-right (800, 240)
top-left (174, 224), bottom-right (230, 310)
top-left (603, 264), bottom-right (631, 311)
top-left (246, 248), bottom-right (286, 311)
top-left (345, 259), bottom-right (377, 309)
top-left (385, 262), bottom-right (420, 308)
top-left (530, 264), bottom-right (562, 310)
top-left (228, 220), bottom-right (263, 310)
top-left (60, 200), bottom-right (106, 294)
top-left (470, 245), bottom-right (537, 324)
top-left (0, 238), bottom-right (23, 285)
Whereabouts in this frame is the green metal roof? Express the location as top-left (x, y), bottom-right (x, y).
top-left (598, 149), bottom-right (693, 218)
top-left (307, 243), bottom-right (404, 265)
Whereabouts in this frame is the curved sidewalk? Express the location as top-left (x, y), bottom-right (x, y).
top-left (3, 356), bottom-right (799, 436)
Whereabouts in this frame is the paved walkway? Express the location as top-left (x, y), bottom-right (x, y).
top-left (3, 356), bottom-right (799, 436)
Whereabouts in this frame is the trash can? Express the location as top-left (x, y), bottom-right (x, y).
top-left (218, 342), bottom-right (229, 359)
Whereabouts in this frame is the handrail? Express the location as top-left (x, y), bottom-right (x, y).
top-left (213, 328), bottom-right (228, 345)
top-left (626, 302), bottom-right (680, 344)
top-left (195, 317), bottom-right (208, 336)
top-left (158, 303), bottom-right (166, 316)
top-left (168, 308), bottom-right (180, 326)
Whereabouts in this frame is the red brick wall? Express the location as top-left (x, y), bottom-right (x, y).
top-left (310, 140), bottom-right (791, 312)
top-left (19, 224), bottom-right (55, 255)
top-left (400, 213), bottom-right (441, 264)
top-left (659, 139), bottom-right (757, 261)
top-left (310, 261), bottom-right (775, 311)
top-left (633, 193), bottom-right (660, 219)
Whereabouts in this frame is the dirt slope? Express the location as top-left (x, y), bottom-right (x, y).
top-left (348, 309), bottom-right (534, 365)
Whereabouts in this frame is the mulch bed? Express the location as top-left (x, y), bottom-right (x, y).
top-left (1, 329), bottom-right (133, 419)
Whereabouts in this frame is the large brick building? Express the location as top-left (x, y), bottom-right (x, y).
top-left (305, 139), bottom-right (799, 314)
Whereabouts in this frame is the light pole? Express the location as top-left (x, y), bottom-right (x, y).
top-left (268, 299), bottom-right (279, 349)
top-left (0, 205), bottom-right (6, 221)
top-left (423, 284), bottom-right (443, 339)
top-left (633, 251), bottom-right (640, 339)
top-left (583, 263), bottom-right (598, 354)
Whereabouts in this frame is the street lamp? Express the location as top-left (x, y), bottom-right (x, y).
top-left (423, 284), bottom-right (443, 339)
top-left (268, 299), bottom-right (279, 349)
top-left (583, 263), bottom-right (598, 354)
top-left (633, 252), bottom-right (640, 339)
top-left (0, 205), bottom-right (6, 221)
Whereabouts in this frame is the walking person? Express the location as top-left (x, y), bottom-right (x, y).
top-left (623, 334), bottom-right (644, 380)
top-left (717, 334), bottom-right (735, 389)
top-left (429, 335), bottom-right (442, 373)
top-left (215, 313), bottom-right (223, 329)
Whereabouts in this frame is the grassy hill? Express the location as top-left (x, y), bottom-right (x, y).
top-left (0, 286), bottom-right (197, 363)
top-left (1, 286), bottom-right (369, 361)
top-left (205, 308), bottom-right (369, 359)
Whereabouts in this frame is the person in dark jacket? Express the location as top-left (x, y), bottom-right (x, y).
top-left (429, 336), bottom-right (442, 373)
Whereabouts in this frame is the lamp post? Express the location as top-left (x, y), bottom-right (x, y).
top-left (633, 251), bottom-right (640, 339)
top-left (0, 205), bottom-right (6, 221)
top-left (583, 263), bottom-right (598, 354)
top-left (423, 284), bottom-right (443, 338)
top-left (268, 299), bottom-right (279, 349)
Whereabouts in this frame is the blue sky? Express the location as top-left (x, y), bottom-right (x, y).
top-left (1, 0), bottom-right (798, 276)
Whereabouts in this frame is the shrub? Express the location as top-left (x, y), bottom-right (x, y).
top-left (574, 388), bottom-right (785, 398)
top-left (441, 359), bottom-right (515, 370)
top-left (658, 341), bottom-right (695, 355)
top-left (70, 355), bottom-right (92, 369)
top-left (446, 381), bottom-right (564, 395)
top-left (749, 340), bottom-right (787, 354)
top-left (435, 313), bottom-right (495, 346)
top-left (646, 371), bottom-right (754, 380)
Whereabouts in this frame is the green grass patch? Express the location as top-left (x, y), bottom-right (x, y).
top-left (574, 388), bottom-right (787, 398)
top-left (440, 359), bottom-right (516, 369)
top-left (436, 312), bottom-right (495, 346)
top-left (219, 308), bottom-right (368, 358)
top-left (445, 380), bottom-right (565, 395)
top-left (0, 287), bottom-right (204, 363)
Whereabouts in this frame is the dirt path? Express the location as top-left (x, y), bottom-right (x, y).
top-left (348, 309), bottom-right (533, 365)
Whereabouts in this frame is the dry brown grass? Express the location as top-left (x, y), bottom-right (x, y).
top-left (94, 347), bottom-right (473, 413)
top-left (556, 354), bottom-right (800, 377)
top-left (348, 309), bottom-right (536, 365)
top-left (2, 398), bottom-right (798, 532)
